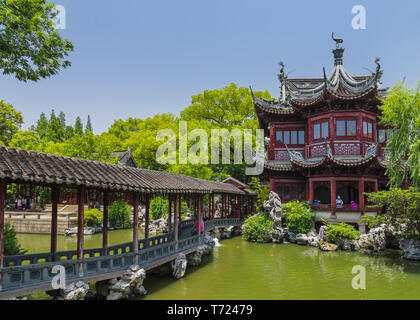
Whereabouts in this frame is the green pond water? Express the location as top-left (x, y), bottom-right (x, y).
top-left (16, 231), bottom-right (420, 300)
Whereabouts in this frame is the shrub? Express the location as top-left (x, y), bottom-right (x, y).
top-left (323, 220), bottom-right (361, 242)
top-left (83, 208), bottom-right (103, 227)
top-left (361, 215), bottom-right (388, 229)
top-left (365, 187), bottom-right (420, 239)
top-left (4, 223), bottom-right (26, 256)
top-left (150, 196), bottom-right (168, 220)
top-left (109, 200), bottom-right (132, 229)
top-left (242, 213), bottom-right (273, 243)
top-left (282, 201), bottom-right (315, 234)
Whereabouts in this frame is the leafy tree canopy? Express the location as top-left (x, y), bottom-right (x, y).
top-left (379, 82), bottom-right (420, 187)
top-left (0, 0), bottom-right (74, 81)
top-left (0, 100), bottom-right (23, 144)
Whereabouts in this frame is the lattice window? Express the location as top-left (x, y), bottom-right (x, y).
top-left (310, 144), bottom-right (326, 158)
top-left (334, 143), bottom-right (360, 155)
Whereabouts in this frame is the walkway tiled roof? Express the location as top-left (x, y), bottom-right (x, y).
top-left (0, 146), bottom-right (243, 195)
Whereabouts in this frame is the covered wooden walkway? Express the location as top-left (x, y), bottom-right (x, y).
top-left (0, 146), bottom-right (253, 298)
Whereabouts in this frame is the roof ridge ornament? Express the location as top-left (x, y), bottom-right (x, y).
top-left (365, 143), bottom-right (378, 158)
top-left (285, 145), bottom-right (305, 162)
top-left (332, 32), bottom-right (344, 66)
top-left (374, 57), bottom-right (382, 88)
top-left (277, 61), bottom-right (287, 101)
top-left (332, 32), bottom-right (343, 49)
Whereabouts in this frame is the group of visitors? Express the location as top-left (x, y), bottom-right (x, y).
top-left (311, 196), bottom-right (358, 211)
top-left (14, 196), bottom-right (33, 211)
top-left (336, 196), bottom-right (358, 210)
top-left (88, 201), bottom-right (101, 211)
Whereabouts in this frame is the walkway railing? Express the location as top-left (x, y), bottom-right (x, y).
top-left (0, 218), bottom-right (242, 295)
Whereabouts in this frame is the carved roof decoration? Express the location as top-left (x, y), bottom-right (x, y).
top-left (252, 34), bottom-right (387, 115)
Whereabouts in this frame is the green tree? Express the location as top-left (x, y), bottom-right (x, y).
top-left (379, 82), bottom-right (420, 187)
top-left (109, 200), bottom-right (131, 229)
top-left (47, 109), bottom-right (66, 142)
top-left (181, 82), bottom-right (270, 130)
top-left (74, 116), bottom-right (83, 135)
top-left (85, 115), bottom-right (92, 133)
top-left (282, 201), bottom-right (315, 234)
top-left (33, 112), bottom-right (49, 139)
top-left (108, 117), bottom-right (143, 140)
top-left (0, 100), bottom-right (23, 144)
top-left (9, 130), bottom-right (41, 150)
top-left (4, 223), bottom-right (26, 255)
top-left (365, 188), bottom-right (420, 239)
top-left (180, 83), bottom-right (271, 181)
top-left (150, 196), bottom-right (168, 220)
top-left (0, 0), bottom-right (74, 82)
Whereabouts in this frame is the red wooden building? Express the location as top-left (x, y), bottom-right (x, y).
top-left (252, 37), bottom-right (391, 231)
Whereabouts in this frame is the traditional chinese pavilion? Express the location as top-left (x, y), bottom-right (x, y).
top-left (252, 35), bottom-right (391, 230)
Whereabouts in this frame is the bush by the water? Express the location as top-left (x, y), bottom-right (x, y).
top-left (4, 223), bottom-right (26, 255)
top-left (323, 220), bottom-right (361, 242)
top-left (282, 201), bottom-right (315, 234)
top-left (242, 214), bottom-right (273, 243)
top-left (360, 215), bottom-right (388, 229)
top-left (150, 196), bottom-right (168, 220)
top-left (150, 196), bottom-right (190, 220)
top-left (83, 208), bottom-right (103, 227)
top-left (109, 200), bottom-right (132, 228)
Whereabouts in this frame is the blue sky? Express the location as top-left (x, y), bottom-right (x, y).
top-left (1, 0), bottom-right (419, 133)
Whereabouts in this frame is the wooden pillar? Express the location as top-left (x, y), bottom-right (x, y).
top-left (50, 186), bottom-right (59, 262)
top-left (227, 195), bottom-right (230, 218)
top-left (132, 192), bottom-right (139, 264)
top-left (77, 186), bottom-right (85, 275)
top-left (174, 195), bottom-right (179, 248)
top-left (198, 195), bottom-right (202, 236)
top-left (168, 194), bottom-right (172, 239)
top-left (240, 196), bottom-right (243, 219)
top-left (374, 180), bottom-right (379, 192)
top-left (359, 179), bottom-right (365, 211)
top-left (211, 194), bottom-right (215, 219)
top-left (330, 179), bottom-right (336, 216)
top-left (0, 180), bottom-right (6, 289)
top-left (102, 191), bottom-right (109, 255)
top-left (178, 194), bottom-right (182, 221)
top-left (309, 179), bottom-right (314, 205)
top-left (144, 194), bottom-right (150, 247)
top-left (223, 194), bottom-right (226, 218)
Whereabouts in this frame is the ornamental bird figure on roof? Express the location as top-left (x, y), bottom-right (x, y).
top-left (332, 32), bottom-right (343, 48)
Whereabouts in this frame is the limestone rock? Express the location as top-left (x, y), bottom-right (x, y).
top-left (284, 229), bottom-right (297, 243)
top-left (263, 191), bottom-right (283, 230)
top-left (203, 233), bottom-right (215, 254)
top-left (221, 226), bottom-right (234, 239)
top-left (170, 253), bottom-right (187, 279)
top-left (271, 229), bottom-right (285, 243)
top-left (48, 281), bottom-right (90, 300)
top-left (65, 227), bottom-right (101, 236)
top-left (401, 239), bottom-right (420, 261)
top-left (356, 226), bottom-right (386, 254)
top-left (296, 234), bottom-right (308, 245)
top-left (318, 226), bottom-right (328, 239)
top-left (307, 235), bottom-right (321, 247)
top-left (336, 239), bottom-right (355, 251)
top-left (96, 266), bottom-right (147, 300)
top-left (319, 241), bottom-right (338, 251)
top-left (187, 247), bottom-right (205, 267)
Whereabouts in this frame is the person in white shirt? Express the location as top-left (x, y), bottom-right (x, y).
top-left (336, 195), bottom-right (343, 209)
